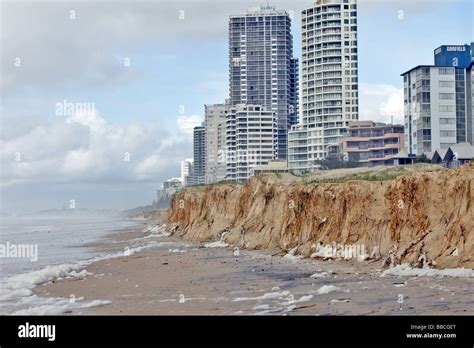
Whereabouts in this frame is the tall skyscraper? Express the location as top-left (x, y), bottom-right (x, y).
top-left (402, 43), bottom-right (474, 155)
top-left (193, 125), bottom-right (206, 185)
top-left (225, 105), bottom-right (277, 182)
top-left (288, 0), bottom-right (359, 173)
top-left (229, 5), bottom-right (299, 160)
top-left (180, 158), bottom-right (194, 187)
top-left (204, 102), bottom-right (229, 184)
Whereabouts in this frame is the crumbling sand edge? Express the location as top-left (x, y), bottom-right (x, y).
top-left (165, 164), bottom-right (474, 269)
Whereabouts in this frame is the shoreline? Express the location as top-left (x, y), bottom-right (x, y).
top-left (32, 221), bottom-right (474, 315)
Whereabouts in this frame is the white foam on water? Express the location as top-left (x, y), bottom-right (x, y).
top-left (310, 272), bottom-right (329, 278)
top-left (12, 298), bottom-right (111, 315)
top-left (381, 264), bottom-right (474, 278)
top-left (283, 247), bottom-right (303, 261)
top-left (204, 241), bottom-right (229, 248)
top-left (1, 236), bottom-right (169, 315)
top-left (233, 290), bottom-right (290, 302)
top-left (127, 225), bottom-right (172, 243)
top-left (283, 253), bottom-right (303, 261)
top-left (315, 285), bottom-right (341, 295)
top-left (261, 291), bottom-right (291, 300)
top-left (252, 304), bottom-right (271, 310)
top-left (255, 304), bottom-right (298, 315)
top-left (295, 294), bottom-right (313, 303)
top-left (143, 225), bottom-right (171, 237)
top-left (168, 248), bottom-right (187, 254)
top-left (237, 290), bottom-right (315, 315)
top-left (1, 264), bottom-right (91, 293)
top-left (0, 288), bottom-right (33, 302)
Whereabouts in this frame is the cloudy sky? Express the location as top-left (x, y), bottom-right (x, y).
top-left (0, 0), bottom-right (472, 213)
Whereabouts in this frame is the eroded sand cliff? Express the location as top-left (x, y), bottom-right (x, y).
top-left (166, 164), bottom-right (474, 269)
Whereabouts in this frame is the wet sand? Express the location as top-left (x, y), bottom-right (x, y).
top-left (35, 224), bottom-right (474, 315)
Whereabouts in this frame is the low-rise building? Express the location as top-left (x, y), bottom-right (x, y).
top-left (340, 121), bottom-right (405, 166)
top-left (156, 177), bottom-right (182, 209)
top-left (249, 160), bottom-right (289, 177)
top-left (288, 124), bottom-right (309, 174)
top-left (392, 149), bottom-right (415, 166)
top-left (180, 159), bottom-right (194, 187)
top-left (432, 142), bottom-right (474, 167)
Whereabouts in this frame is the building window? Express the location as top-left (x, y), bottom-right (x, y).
top-left (439, 80), bottom-right (454, 88)
top-left (440, 118), bottom-right (456, 125)
top-left (440, 130), bottom-right (455, 137)
top-left (439, 68), bottom-right (454, 75)
top-left (439, 93), bottom-right (454, 100)
top-left (439, 105), bottom-right (455, 112)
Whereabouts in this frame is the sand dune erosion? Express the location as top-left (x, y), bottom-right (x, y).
top-left (166, 163), bottom-right (474, 269)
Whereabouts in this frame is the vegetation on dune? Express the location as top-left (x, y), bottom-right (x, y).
top-left (306, 165), bottom-right (442, 184)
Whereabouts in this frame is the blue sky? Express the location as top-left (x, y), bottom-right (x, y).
top-left (1, 0), bottom-right (473, 212)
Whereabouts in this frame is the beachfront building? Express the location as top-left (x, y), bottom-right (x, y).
top-left (339, 121), bottom-right (405, 166)
top-left (431, 142), bottom-right (474, 168)
top-left (225, 104), bottom-right (278, 182)
top-left (193, 125), bottom-right (206, 185)
top-left (204, 102), bottom-right (229, 184)
top-left (229, 5), bottom-right (299, 160)
top-left (402, 43), bottom-right (474, 155)
top-left (156, 177), bottom-right (182, 208)
top-left (180, 158), bottom-right (194, 187)
top-left (249, 160), bottom-right (289, 177)
top-left (288, 0), bottom-right (359, 174)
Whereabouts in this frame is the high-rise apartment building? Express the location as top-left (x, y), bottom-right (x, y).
top-left (288, 0), bottom-right (359, 173)
top-left (180, 158), bottom-right (194, 187)
top-left (225, 104), bottom-right (277, 182)
top-left (204, 102), bottom-right (229, 184)
top-left (402, 43), bottom-right (474, 155)
top-left (229, 5), bottom-right (299, 160)
top-left (193, 126), bottom-right (206, 185)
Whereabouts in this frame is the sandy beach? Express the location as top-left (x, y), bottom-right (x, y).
top-left (32, 222), bottom-right (474, 315)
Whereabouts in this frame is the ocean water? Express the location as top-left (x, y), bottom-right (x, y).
top-left (0, 214), bottom-right (144, 314)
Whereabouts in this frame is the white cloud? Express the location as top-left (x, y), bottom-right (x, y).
top-left (0, 108), bottom-right (191, 187)
top-left (62, 148), bottom-right (93, 175)
top-left (359, 83), bottom-right (404, 125)
top-left (176, 115), bottom-right (202, 135)
top-left (133, 155), bottom-right (171, 180)
top-left (2, 0), bottom-right (456, 96)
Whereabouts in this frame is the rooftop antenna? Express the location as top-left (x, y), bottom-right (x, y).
top-left (391, 115), bottom-right (394, 125)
